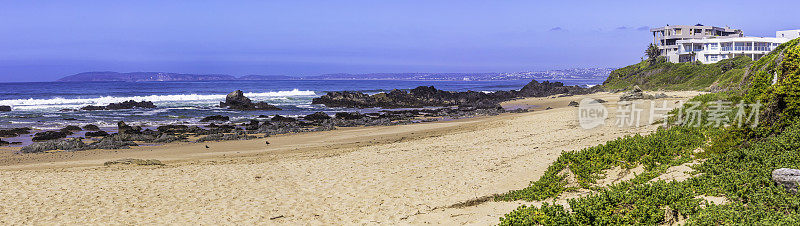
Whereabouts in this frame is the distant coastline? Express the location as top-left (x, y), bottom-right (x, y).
top-left (55, 68), bottom-right (614, 82)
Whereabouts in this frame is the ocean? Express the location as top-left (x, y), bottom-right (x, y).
top-left (0, 79), bottom-right (603, 131)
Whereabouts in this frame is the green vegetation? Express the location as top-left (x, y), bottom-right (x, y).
top-left (498, 38), bottom-right (800, 225)
top-left (602, 55), bottom-right (752, 91)
top-left (645, 43), bottom-right (662, 63)
top-left (497, 126), bottom-right (706, 201)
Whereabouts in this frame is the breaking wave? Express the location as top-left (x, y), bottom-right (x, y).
top-left (0, 89), bottom-right (317, 110)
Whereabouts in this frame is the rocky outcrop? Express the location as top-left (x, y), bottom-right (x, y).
top-left (88, 136), bottom-right (139, 149)
top-left (196, 132), bottom-right (255, 142)
top-left (219, 90), bottom-right (281, 110)
top-left (335, 112), bottom-right (365, 120)
top-left (85, 131), bottom-right (110, 137)
top-left (153, 134), bottom-right (184, 143)
top-left (200, 115), bottom-right (229, 122)
top-left (271, 115), bottom-right (297, 122)
top-left (303, 112), bottom-right (331, 121)
top-left (20, 138), bottom-right (87, 153)
top-left (104, 158), bottom-right (164, 166)
top-left (773, 168), bottom-right (800, 194)
top-left (619, 86), bottom-right (650, 101)
top-left (117, 121), bottom-right (141, 134)
top-left (0, 127), bottom-right (31, 137)
top-left (82, 124), bottom-right (101, 131)
top-left (312, 80), bottom-right (600, 109)
top-left (32, 131), bottom-right (70, 142)
top-left (617, 86), bottom-right (667, 101)
top-left (0, 105), bottom-right (10, 111)
top-left (81, 100), bottom-right (156, 110)
top-left (62, 125), bottom-right (82, 132)
top-left (517, 80), bottom-right (598, 97)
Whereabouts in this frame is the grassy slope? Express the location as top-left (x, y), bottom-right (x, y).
top-left (602, 56), bottom-right (752, 91)
top-left (498, 38), bottom-right (800, 225)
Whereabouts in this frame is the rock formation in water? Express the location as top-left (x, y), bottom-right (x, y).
top-left (219, 90), bottom-right (281, 110)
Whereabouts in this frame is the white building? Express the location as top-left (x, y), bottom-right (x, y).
top-left (650, 25), bottom-right (743, 63)
top-left (777, 29), bottom-right (800, 40)
top-left (675, 36), bottom-right (788, 63)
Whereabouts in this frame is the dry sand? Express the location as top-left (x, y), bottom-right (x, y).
top-left (0, 91), bottom-right (701, 225)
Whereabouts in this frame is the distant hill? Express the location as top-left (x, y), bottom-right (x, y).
top-left (55, 68), bottom-right (614, 82)
top-left (303, 69), bottom-right (613, 81)
top-left (237, 75), bottom-right (294, 80)
top-left (57, 72), bottom-right (237, 82)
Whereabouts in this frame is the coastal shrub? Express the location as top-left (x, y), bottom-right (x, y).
top-left (500, 181), bottom-right (702, 225)
top-left (500, 121), bottom-right (800, 225)
top-left (497, 125), bottom-right (706, 201)
top-left (602, 56), bottom-right (752, 91)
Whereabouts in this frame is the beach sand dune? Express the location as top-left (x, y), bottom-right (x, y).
top-left (0, 92), bottom-right (699, 225)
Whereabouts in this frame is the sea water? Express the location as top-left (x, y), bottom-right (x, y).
top-left (0, 79), bottom-right (603, 131)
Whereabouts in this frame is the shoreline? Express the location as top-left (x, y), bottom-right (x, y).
top-left (0, 91), bottom-right (701, 224)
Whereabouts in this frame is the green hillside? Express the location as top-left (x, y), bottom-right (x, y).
top-left (602, 56), bottom-right (752, 91)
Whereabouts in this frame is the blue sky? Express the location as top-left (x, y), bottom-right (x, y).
top-left (0, 0), bottom-right (797, 82)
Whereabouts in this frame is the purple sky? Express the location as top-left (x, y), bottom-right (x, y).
top-left (0, 0), bottom-right (797, 82)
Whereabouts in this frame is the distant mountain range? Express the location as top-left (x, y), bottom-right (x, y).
top-left (56, 68), bottom-right (614, 82)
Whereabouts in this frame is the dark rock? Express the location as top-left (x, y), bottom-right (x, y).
top-left (311, 80), bottom-right (600, 110)
top-left (303, 112), bottom-right (332, 121)
top-left (200, 115), bottom-right (229, 122)
top-left (117, 121), bottom-right (141, 134)
top-left (20, 138), bottom-right (87, 153)
top-left (0, 105), bottom-right (11, 111)
top-left (207, 124), bottom-right (236, 134)
top-left (85, 131), bottom-right (110, 137)
top-left (81, 100), bottom-right (156, 111)
top-left (243, 120), bottom-right (261, 130)
top-left (568, 101), bottom-right (580, 107)
top-left (185, 126), bottom-right (207, 134)
top-left (104, 158), bottom-right (163, 166)
top-left (111, 133), bottom-right (155, 142)
top-left (153, 133), bottom-right (184, 143)
top-left (83, 124), bottom-right (101, 131)
top-left (335, 112), bottom-right (365, 120)
top-left (619, 85), bottom-right (655, 101)
top-left (157, 124), bottom-right (188, 133)
top-left (88, 136), bottom-right (138, 149)
top-left (314, 124), bottom-right (337, 132)
top-left (63, 118), bottom-right (78, 121)
top-left (32, 131), bottom-right (70, 142)
top-left (0, 139), bottom-right (8, 146)
top-left (0, 127), bottom-right (31, 137)
top-left (219, 90), bottom-right (281, 110)
top-left (62, 125), bottom-right (82, 131)
top-left (773, 168), bottom-right (800, 194)
top-left (196, 132), bottom-right (255, 142)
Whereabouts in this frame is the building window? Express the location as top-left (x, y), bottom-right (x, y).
top-left (708, 55), bottom-right (719, 62)
top-left (709, 43), bottom-right (719, 50)
top-left (721, 43), bottom-right (733, 51)
top-left (755, 43), bottom-right (771, 51)
top-left (675, 29), bottom-right (682, 35)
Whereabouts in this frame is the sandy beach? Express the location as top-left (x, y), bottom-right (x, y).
top-left (0, 91), bottom-right (700, 225)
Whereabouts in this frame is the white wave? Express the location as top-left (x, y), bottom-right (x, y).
top-left (140, 108), bottom-right (170, 116)
top-left (0, 89), bottom-right (317, 110)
